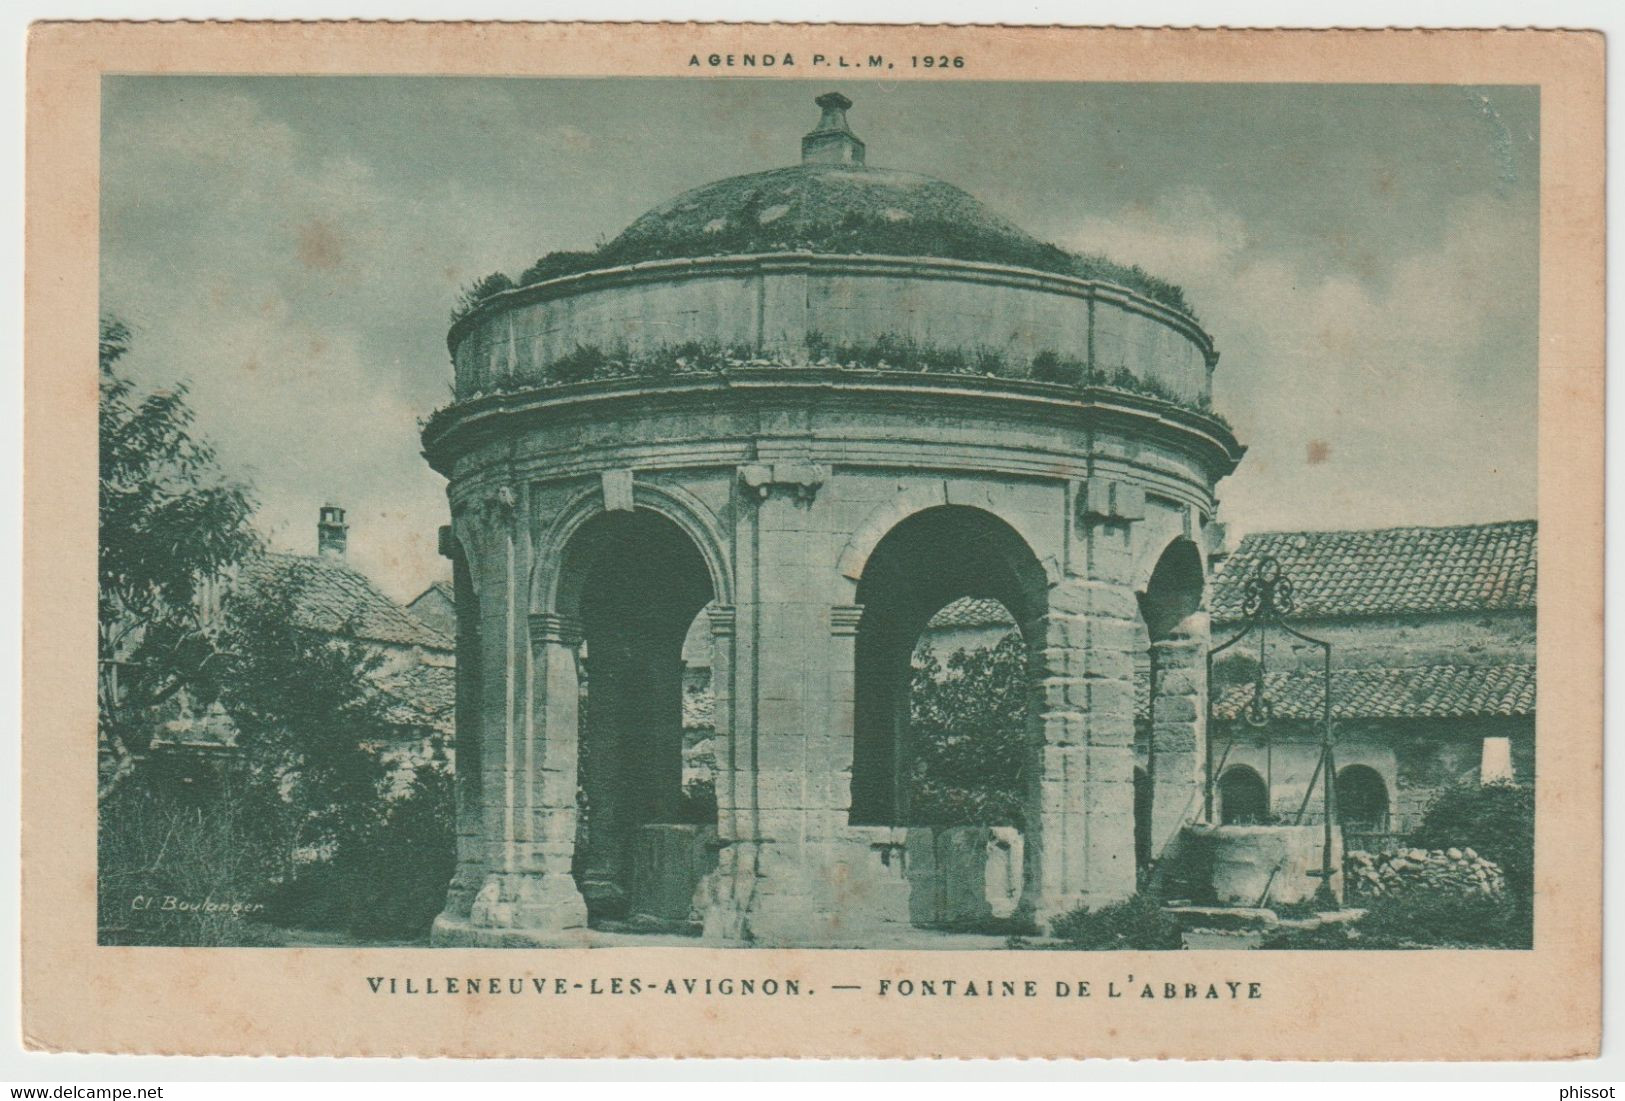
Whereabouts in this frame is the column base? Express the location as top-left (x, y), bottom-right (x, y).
top-left (429, 871), bottom-right (588, 947)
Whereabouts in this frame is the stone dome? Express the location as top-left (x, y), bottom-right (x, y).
top-left (491, 91), bottom-right (1192, 318)
top-left (605, 162), bottom-right (1055, 271)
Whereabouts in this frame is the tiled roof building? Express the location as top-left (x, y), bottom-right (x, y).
top-left (163, 509), bottom-right (456, 766)
top-left (241, 553), bottom-right (453, 652)
top-left (1210, 520), bottom-right (1536, 619)
top-left (1205, 520), bottom-right (1536, 831)
top-left (1211, 663), bottom-right (1536, 723)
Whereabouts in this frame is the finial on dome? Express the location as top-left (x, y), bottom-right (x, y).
top-left (802, 92), bottom-right (865, 166)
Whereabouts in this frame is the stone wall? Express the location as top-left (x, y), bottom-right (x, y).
top-left (1211, 611), bottom-right (1534, 675)
top-left (450, 254), bottom-right (1214, 407)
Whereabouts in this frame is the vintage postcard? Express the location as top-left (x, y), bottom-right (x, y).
top-left (22, 23), bottom-right (1603, 1059)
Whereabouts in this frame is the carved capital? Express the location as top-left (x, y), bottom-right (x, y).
top-left (739, 461), bottom-right (827, 503)
top-left (451, 483), bottom-right (522, 554)
top-left (829, 604), bottom-right (865, 637)
top-left (707, 604), bottom-right (737, 638)
top-left (529, 612), bottom-right (583, 647)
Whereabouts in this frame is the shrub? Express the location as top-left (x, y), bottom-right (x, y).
top-left (1050, 895), bottom-right (1183, 950)
top-left (549, 343), bottom-right (611, 385)
top-left (450, 271), bottom-right (515, 324)
top-left (263, 760), bottom-right (456, 941)
top-left (337, 762), bottom-right (457, 940)
top-left (1360, 887), bottom-right (1527, 948)
top-left (98, 760), bottom-right (289, 947)
top-left (1027, 350), bottom-right (1080, 385)
top-left (1410, 780), bottom-right (1534, 920)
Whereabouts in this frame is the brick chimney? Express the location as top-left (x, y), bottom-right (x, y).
top-left (318, 504), bottom-right (348, 558)
top-left (801, 92), bottom-right (865, 166)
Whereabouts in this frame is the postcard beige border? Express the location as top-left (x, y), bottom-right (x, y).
top-left (22, 22), bottom-right (1604, 1060)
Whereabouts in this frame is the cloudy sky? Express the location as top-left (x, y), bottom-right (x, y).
top-left (101, 78), bottom-right (1538, 602)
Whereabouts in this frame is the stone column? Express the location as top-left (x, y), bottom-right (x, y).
top-left (827, 604), bottom-right (864, 825)
top-left (438, 530), bottom-right (485, 925)
top-left (512, 612), bottom-right (590, 930)
top-left (437, 486), bottom-right (588, 944)
top-left (1024, 480), bottom-right (1139, 931)
top-left (729, 461), bottom-right (851, 944)
top-left (698, 605), bottom-right (757, 939)
top-left (1147, 617), bottom-right (1208, 861)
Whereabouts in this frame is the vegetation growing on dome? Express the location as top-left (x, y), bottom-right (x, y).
top-left (422, 332), bottom-right (1233, 440)
top-left (449, 271), bottom-right (515, 325)
top-left (447, 164), bottom-right (1198, 322)
top-left (450, 219), bottom-right (1194, 320)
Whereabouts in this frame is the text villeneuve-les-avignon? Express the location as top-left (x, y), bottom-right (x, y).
top-left (365, 976), bottom-right (1264, 1000)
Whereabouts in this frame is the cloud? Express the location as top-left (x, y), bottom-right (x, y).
top-left (98, 81), bottom-right (1539, 606)
top-left (102, 90), bottom-right (452, 601)
top-left (1061, 188), bottom-right (1536, 537)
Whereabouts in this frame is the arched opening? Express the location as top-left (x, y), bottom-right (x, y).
top-left (1139, 536), bottom-right (1206, 862)
top-left (1133, 766), bottom-right (1153, 868)
top-left (1336, 765), bottom-right (1390, 831)
top-left (851, 506), bottom-right (1048, 827)
top-left (1139, 538), bottom-right (1204, 643)
top-left (557, 508), bottom-right (717, 923)
top-left (678, 604), bottom-right (719, 822)
top-left (1218, 765), bottom-right (1270, 825)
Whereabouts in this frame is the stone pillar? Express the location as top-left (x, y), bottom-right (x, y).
top-left (728, 461), bottom-right (850, 944)
top-left (439, 533), bottom-right (485, 924)
top-left (1147, 617), bottom-right (1208, 861)
top-left (515, 612), bottom-right (590, 929)
top-left (698, 605), bottom-right (756, 938)
top-left (1024, 481), bottom-right (1139, 930)
top-left (435, 486), bottom-right (588, 945)
top-left (827, 604), bottom-right (864, 825)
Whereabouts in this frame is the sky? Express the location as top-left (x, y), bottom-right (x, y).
top-left (100, 78), bottom-right (1538, 602)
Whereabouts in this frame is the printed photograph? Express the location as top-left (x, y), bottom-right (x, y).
top-left (96, 77), bottom-right (1538, 951)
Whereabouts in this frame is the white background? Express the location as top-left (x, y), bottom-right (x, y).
top-left (0, 0), bottom-right (1618, 1087)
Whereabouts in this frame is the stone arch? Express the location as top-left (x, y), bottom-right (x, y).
top-left (533, 479), bottom-right (733, 618)
top-left (1218, 764), bottom-right (1270, 825)
top-left (848, 504), bottom-right (1051, 826)
top-left (836, 484), bottom-right (1061, 601)
top-left (1336, 765), bottom-right (1391, 831)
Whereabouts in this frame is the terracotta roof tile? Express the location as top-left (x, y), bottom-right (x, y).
top-left (1211, 521), bottom-right (1536, 620)
top-left (240, 553), bottom-right (454, 651)
top-left (926, 596), bottom-right (1016, 630)
top-left (375, 663), bottom-right (456, 736)
top-left (1209, 663), bottom-right (1535, 723)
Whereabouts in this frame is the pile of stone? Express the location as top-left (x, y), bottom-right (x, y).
top-left (1346, 847), bottom-right (1505, 899)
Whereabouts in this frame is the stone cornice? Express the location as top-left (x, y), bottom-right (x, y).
top-left (422, 368), bottom-right (1245, 484)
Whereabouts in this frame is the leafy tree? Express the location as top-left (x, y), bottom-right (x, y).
top-left (214, 566), bottom-right (402, 865)
top-left (98, 316), bottom-right (259, 796)
top-left (907, 632), bottom-right (1030, 827)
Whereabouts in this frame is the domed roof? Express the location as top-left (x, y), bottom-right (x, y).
top-left (606, 161), bottom-right (1051, 267)
top-left (502, 93), bottom-right (1193, 318)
